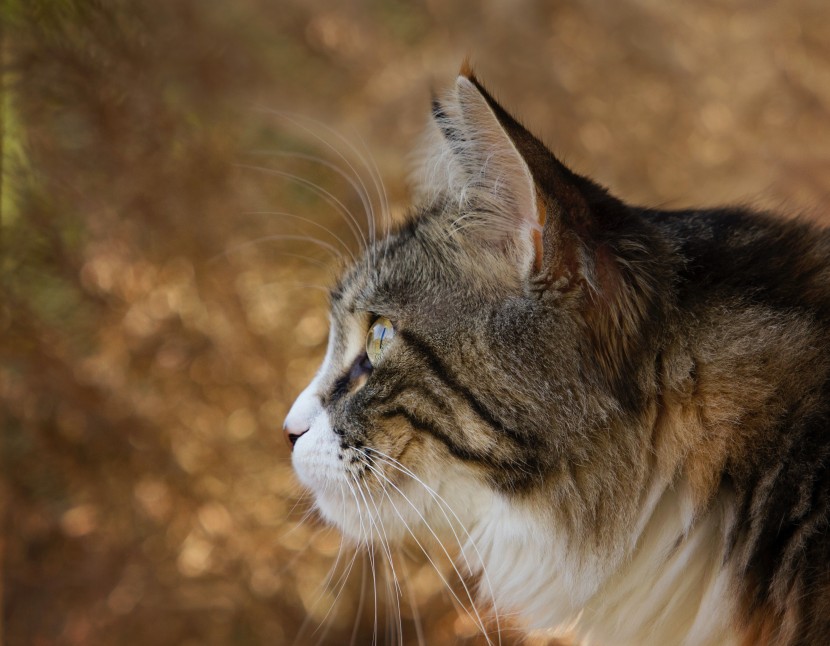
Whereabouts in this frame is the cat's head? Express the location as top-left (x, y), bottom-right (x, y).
top-left (284, 67), bottom-right (669, 546)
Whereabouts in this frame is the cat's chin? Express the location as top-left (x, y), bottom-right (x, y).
top-left (290, 412), bottom-right (343, 491)
top-left (308, 459), bottom-right (496, 550)
top-left (309, 489), bottom-right (367, 542)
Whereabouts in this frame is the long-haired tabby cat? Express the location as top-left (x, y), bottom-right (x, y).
top-left (283, 62), bottom-right (830, 646)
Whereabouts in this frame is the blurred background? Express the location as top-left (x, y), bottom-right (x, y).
top-left (3, 0), bottom-right (830, 644)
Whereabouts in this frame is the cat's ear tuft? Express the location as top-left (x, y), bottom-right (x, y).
top-left (430, 95), bottom-right (463, 144)
top-left (409, 72), bottom-right (544, 275)
top-left (458, 56), bottom-right (475, 80)
top-left (452, 74), bottom-right (541, 235)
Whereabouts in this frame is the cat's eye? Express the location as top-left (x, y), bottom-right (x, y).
top-left (366, 316), bottom-right (395, 366)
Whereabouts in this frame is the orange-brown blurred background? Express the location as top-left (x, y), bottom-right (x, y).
top-left (3, 1), bottom-right (830, 644)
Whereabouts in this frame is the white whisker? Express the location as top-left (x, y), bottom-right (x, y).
top-left (259, 110), bottom-right (387, 244)
top-left (249, 149), bottom-right (378, 247)
top-left (255, 110), bottom-right (386, 274)
top-left (260, 250), bottom-right (333, 271)
top-left (365, 446), bottom-right (503, 645)
top-left (347, 125), bottom-right (394, 253)
top-left (244, 210), bottom-right (357, 260)
top-left (351, 552), bottom-right (368, 646)
top-left (399, 554), bottom-right (427, 646)
top-left (214, 233), bottom-right (345, 263)
top-left (349, 474), bottom-right (380, 646)
top-left (363, 461), bottom-right (495, 646)
top-left (356, 468), bottom-right (404, 646)
top-left (238, 163), bottom-right (369, 258)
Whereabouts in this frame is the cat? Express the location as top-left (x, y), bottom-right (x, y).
top-left (283, 62), bottom-right (830, 646)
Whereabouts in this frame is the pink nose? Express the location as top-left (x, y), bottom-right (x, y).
top-left (282, 421), bottom-right (309, 451)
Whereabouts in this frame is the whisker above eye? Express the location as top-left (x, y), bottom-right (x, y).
top-left (252, 109), bottom-right (386, 267)
top-left (242, 210), bottom-right (357, 259)
top-left (346, 125), bottom-right (394, 246)
top-left (263, 281), bottom-right (332, 295)
top-left (250, 250), bottom-right (333, 272)
top-left (255, 110), bottom-right (391, 240)
top-left (211, 233), bottom-right (347, 264)
top-left (247, 149), bottom-right (379, 246)
top-left (237, 163), bottom-right (369, 259)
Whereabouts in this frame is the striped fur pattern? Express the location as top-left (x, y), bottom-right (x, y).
top-left (285, 69), bottom-right (830, 645)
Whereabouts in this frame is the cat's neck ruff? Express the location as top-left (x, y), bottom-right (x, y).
top-left (469, 478), bottom-right (739, 646)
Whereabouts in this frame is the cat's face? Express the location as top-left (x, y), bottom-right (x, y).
top-left (284, 72), bottom-right (654, 547)
top-left (284, 206), bottom-right (569, 543)
top-left (284, 218), bottom-right (506, 541)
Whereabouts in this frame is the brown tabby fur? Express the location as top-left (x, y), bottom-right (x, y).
top-left (286, 64), bottom-right (830, 645)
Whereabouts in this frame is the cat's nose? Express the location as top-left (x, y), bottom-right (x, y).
top-left (283, 383), bottom-right (323, 451)
top-left (282, 420), bottom-right (309, 451)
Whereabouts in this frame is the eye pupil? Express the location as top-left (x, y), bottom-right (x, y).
top-left (366, 316), bottom-right (395, 366)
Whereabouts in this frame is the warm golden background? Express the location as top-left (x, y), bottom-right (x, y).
top-left (3, 1), bottom-right (830, 644)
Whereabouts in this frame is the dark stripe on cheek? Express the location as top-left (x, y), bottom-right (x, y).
top-left (380, 406), bottom-right (492, 466)
top-left (398, 330), bottom-right (529, 448)
top-left (374, 378), bottom-right (453, 415)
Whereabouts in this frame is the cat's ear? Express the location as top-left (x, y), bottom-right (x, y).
top-left (410, 67), bottom-right (544, 274)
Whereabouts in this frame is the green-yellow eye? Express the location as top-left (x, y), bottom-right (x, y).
top-left (366, 316), bottom-right (395, 366)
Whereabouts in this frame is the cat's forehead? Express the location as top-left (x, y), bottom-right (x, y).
top-left (330, 207), bottom-right (507, 324)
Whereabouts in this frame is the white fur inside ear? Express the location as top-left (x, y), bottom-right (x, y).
top-left (408, 76), bottom-right (540, 269)
top-left (453, 77), bottom-right (539, 235)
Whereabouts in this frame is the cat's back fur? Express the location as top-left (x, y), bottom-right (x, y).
top-left (285, 66), bottom-right (830, 645)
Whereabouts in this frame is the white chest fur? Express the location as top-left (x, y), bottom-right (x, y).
top-left (467, 482), bottom-right (739, 646)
